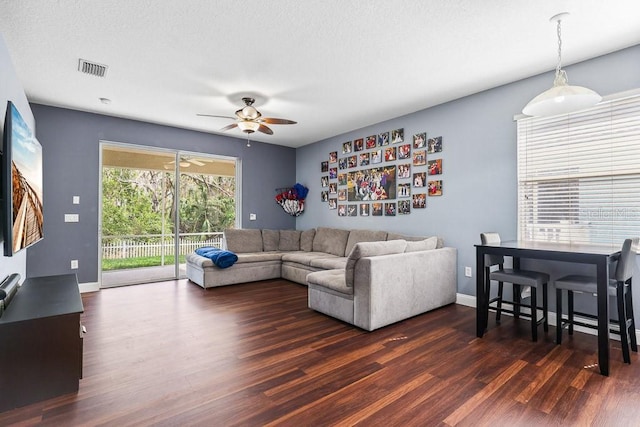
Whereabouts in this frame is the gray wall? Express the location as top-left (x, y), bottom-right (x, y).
top-left (0, 34), bottom-right (34, 281)
top-left (296, 45), bottom-right (640, 309)
top-left (27, 105), bottom-right (296, 283)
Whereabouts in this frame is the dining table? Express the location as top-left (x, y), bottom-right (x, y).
top-left (475, 239), bottom-right (621, 376)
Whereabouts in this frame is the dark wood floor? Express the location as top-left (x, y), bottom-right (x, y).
top-left (1, 279), bottom-right (640, 426)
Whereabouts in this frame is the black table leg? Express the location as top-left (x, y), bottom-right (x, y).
top-left (476, 247), bottom-right (486, 337)
top-left (596, 258), bottom-right (610, 376)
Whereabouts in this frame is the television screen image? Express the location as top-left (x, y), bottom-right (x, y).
top-left (2, 101), bottom-right (44, 256)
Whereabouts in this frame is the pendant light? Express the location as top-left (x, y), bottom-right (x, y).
top-left (522, 12), bottom-right (601, 117)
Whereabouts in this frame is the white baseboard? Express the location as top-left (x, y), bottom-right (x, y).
top-left (79, 281), bottom-right (100, 293)
top-left (455, 292), bottom-right (640, 343)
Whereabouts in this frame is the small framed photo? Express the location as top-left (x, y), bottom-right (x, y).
top-left (354, 138), bottom-right (364, 152)
top-left (348, 155), bottom-right (357, 168)
top-left (321, 161), bottom-right (329, 172)
top-left (329, 167), bottom-right (337, 179)
top-left (339, 157), bottom-right (348, 169)
top-left (427, 136), bottom-right (442, 154)
top-left (359, 203), bottom-right (370, 216)
top-left (342, 141), bottom-right (353, 154)
top-left (321, 191), bottom-right (329, 202)
top-left (428, 180), bottom-right (443, 196)
top-left (371, 149), bottom-right (382, 164)
top-left (338, 173), bottom-right (347, 185)
top-left (378, 131), bottom-right (390, 146)
top-left (398, 200), bottom-right (411, 215)
top-left (338, 188), bottom-right (347, 201)
top-left (372, 202), bottom-right (383, 216)
top-left (413, 132), bottom-right (426, 149)
top-left (359, 152), bottom-right (370, 166)
top-left (413, 150), bottom-right (426, 166)
top-left (328, 198), bottom-right (337, 210)
top-left (398, 163), bottom-right (411, 179)
top-left (321, 176), bottom-right (329, 187)
top-left (329, 183), bottom-right (337, 194)
top-left (384, 147), bottom-right (397, 162)
top-left (398, 143), bottom-right (411, 160)
top-left (413, 193), bottom-right (426, 208)
top-left (366, 135), bottom-right (377, 149)
top-left (347, 205), bottom-right (358, 216)
top-left (413, 172), bottom-right (426, 187)
top-left (428, 159), bottom-right (442, 175)
top-left (384, 202), bottom-right (396, 216)
top-left (391, 128), bottom-right (404, 143)
top-left (329, 151), bottom-right (338, 163)
top-left (338, 204), bottom-right (347, 216)
top-left (398, 183), bottom-right (411, 198)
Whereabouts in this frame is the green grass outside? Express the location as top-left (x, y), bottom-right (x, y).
top-left (102, 255), bottom-right (187, 271)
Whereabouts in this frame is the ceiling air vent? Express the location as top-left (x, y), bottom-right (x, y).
top-left (78, 59), bottom-right (108, 77)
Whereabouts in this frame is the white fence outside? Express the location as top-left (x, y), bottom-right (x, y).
top-left (102, 232), bottom-right (224, 259)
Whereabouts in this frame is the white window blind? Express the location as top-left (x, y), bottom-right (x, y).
top-left (517, 92), bottom-right (640, 245)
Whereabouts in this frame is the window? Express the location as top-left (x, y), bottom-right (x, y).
top-left (517, 91), bottom-right (640, 245)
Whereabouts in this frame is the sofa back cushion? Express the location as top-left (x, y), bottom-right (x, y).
top-left (224, 229), bottom-right (263, 253)
top-left (404, 236), bottom-right (438, 252)
top-left (278, 230), bottom-right (301, 251)
top-left (313, 227), bottom-right (351, 256)
top-left (345, 229), bottom-right (388, 256)
top-left (300, 229), bottom-right (316, 252)
top-left (345, 240), bottom-right (407, 287)
top-left (387, 232), bottom-right (444, 249)
top-left (262, 229), bottom-right (280, 251)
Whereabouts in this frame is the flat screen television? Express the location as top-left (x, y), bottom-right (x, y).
top-left (1, 101), bottom-right (44, 256)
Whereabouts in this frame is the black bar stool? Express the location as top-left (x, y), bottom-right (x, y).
top-left (555, 237), bottom-right (638, 363)
top-left (480, 233), bottom-right (550, 341)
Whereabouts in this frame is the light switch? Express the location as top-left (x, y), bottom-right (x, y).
top-left (249, 213), bottom-right (257, 221)
top-left (73, 196), bottom-right (80, 204)
top-left (64, 214), bottom-right (79, 223)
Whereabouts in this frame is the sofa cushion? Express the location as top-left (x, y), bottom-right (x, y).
top-left (387, 232), bottom-right (444, 249)
top-left (279, 230), bottom-right (301, 251)
top-left (307, 269), bottom-right (353, 296)
top-left (309, 257), bottom-right (348, 270)
top-left (281, 251), bottom-right (337, 267)
top-left (236, 252), bottom-right (284, 263)
top-left (345, 229), bottom-right (388, 256)
top-left (313, 227), bottom-right (350, 256)
top-left (225, 229), bottom-right (263, 253)
top-left (345, 240), bottom-right (407, 287)
top-left (300, 229), bottom-right (316, 252)
top-left (405, 236), bottom-right (438, 252)
top-left (262, 229), bottom-right (280, 251)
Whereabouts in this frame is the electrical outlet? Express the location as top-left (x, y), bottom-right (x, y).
top-left (465, 266), bottom-right (472, 277)
top-left (71, 259), bottom-right (79, 269)
top-left (249, 213), bottom-right (257, 221)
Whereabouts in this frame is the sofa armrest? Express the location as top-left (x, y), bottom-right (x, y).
top-left (353, 247), bottom-right (457, 331)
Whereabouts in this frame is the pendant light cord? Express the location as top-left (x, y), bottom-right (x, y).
top-left (553, 17), bottom-right (568, 86)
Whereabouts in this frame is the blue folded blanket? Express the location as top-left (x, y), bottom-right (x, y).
top-left (195, 247), bottom-right (238, 269)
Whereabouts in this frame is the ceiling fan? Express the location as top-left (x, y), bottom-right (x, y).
top-left (197, 97), bottom-right (297, 136)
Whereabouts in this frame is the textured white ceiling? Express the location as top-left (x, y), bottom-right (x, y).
top-left (2, 1), bottom-right (640, 148)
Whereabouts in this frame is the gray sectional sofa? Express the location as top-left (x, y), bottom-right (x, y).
top-left (186, 227), bottom-right (457, 330)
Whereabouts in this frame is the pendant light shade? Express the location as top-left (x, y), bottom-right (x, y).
top-left (522, 13), bottom-right (601, 117)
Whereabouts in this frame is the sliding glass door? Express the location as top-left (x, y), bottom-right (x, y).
top-left (100, 143), bottom-right (237, 287)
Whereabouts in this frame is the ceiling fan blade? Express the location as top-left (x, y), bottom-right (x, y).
top-left (188, 159), bottom-right (206, 166)
top-left (197, 114), bottom-right (236, 120)
top-left (258, 124), bottom-right (274, 135)
top-left (261, 118), bottom-right (297, 125)
top-left (220, 123), bottom-right (239, 132)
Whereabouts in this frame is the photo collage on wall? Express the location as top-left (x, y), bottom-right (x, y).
top-left (321, 127), bottom-right (444, 217)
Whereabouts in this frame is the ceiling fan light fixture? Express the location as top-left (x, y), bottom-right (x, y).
top-left (522, 12), bottom-right (601, 117)
top-left (241, 105), bottom-right (261, 120)
top-left (237, 120), bottom-right (260, 133)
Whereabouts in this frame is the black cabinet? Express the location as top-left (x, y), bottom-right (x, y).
top-left (0, 274), bottom-right (84, 412)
